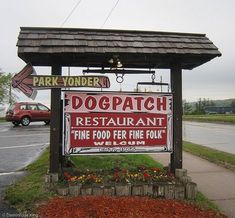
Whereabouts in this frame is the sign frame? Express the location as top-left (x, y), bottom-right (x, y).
top-left (62, 91), bottom-right (173, 155)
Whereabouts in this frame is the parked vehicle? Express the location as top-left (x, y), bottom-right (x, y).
top-left (5, 102), bottom-right (51, 126)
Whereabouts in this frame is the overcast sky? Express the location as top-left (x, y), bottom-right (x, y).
top-left (0, 0), bottom-right (234, 106)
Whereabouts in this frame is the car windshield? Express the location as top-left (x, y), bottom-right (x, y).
top-left (38, 105), bottom-right (49, 111)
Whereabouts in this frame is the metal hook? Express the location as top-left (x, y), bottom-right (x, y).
top-left (116, 73), bottom-right (124, 83)
top-left (83, 67), bottom-right (89, 75)
top-left (151, 71), bottom-right (156, 82)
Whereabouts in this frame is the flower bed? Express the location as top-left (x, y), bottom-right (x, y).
top-left (62, 166), bottom-right (173, 185)
top-left (45, 167), bottom-right (197, 200)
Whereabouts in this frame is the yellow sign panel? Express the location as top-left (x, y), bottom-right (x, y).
top-left (31, 75), bottom-right (110, 88)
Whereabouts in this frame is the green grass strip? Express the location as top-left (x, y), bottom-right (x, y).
top-left (195, 192), bottom-right (221, 212)
top-left (183, 114), bottom-right (235, 123)
top-left (0, 117), bottom-right (6, 122)
top-left (183, 141), bottom-right (235, 171)
top-left (70, 154), bottom-right (163, 171)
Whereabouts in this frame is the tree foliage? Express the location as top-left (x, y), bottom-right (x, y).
top-left (231, 99), bottom-right (235, 108)
top-left (183, 99), bottom-right (193, 115)
top-left (193, 98), bottom-right (215, 114)
top-left (184, 98), bottom-right (215, 115)
top-left (0, 73), bottom-right (16, 104)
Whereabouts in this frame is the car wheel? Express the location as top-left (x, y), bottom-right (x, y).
top-left (21, 116), bottom-right (30, 126)
top-left (12, 121), bottom-right (19, 126)
top-left (44, 120), bottom-right (50, 125)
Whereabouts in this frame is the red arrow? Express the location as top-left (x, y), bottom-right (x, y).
top-left (12, 64), bottom-right (36, 99)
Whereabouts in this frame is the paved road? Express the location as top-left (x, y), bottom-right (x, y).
top-left (183, 121), bottom-right (235, 154)
top-left (0, 122), bottom-right (49, 214)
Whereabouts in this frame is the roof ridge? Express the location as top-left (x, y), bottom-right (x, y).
top-left (20, 27), bottom-right (206, 37)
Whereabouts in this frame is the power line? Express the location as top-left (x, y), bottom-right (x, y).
top-left (60, 0), bottom-right (83, 27)
top-left (100, 0), bottom-right (120, 29)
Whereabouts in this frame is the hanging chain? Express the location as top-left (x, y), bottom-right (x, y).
top-left (151, 72), bottom-right (156, 82)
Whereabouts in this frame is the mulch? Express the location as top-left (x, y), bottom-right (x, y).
top-left (37, 196), bottom-right (226, 218)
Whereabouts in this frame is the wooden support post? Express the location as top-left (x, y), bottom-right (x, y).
top-left (170, 64), bottom-right (183, 173)
top-left (49, 65), bottom-right (62, 173)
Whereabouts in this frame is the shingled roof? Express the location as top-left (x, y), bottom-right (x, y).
top-left (17, 27), bottom-right (221, 69)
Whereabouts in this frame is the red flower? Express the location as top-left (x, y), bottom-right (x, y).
top-left (152, 167), bottom-right (161, 173)
top-left (114, 172), bottom-right (120, 182)
top-left (138, 165), bottom-right (146, 171)
top-left (143, 172), bottom-right (151, 178)
top-left (63, 172), bottom-right (72, 181)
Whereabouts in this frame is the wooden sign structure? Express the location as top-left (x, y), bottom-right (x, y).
top-left (12, 64), bottom-right (110, 99)
top-left (16, 27), bottom-right (221, 174)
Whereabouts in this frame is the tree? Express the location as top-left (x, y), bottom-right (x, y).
top-left (0, 73), bottom-right (16, 104)
top-left (231, 99), bottom-right (235, 108)
top-left (182, 99), bottom-right (192, 115)
top-left (193, 98), bottom-right (215, 114)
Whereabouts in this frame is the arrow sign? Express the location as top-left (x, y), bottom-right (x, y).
top-left (12, 64), bottom-right (110, 99)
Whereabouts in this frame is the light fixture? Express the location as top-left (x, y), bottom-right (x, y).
top-left (116, 60), bottom-right (123, 68)
top-left (109, 56), bottom-right (123, 69)
top-left (108, 58), bottom-right (114, 64)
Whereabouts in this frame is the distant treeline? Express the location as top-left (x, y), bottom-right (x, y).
top-left (183, 98), bottom-right (235, 115)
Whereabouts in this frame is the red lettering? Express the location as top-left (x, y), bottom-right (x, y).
top-left (144, 97), bottom-right (154, 110)
top-left (122, 97), bottom-right (134, 111)
top-left (85, 96), bottom-right (96, 110)
top-left (72, 96), bottom-right (82, 109)
top-left (134, 97), bottom-right (144, 110)
top-left (99, 96), bottom-right (110, 110)
top-left (70, 94), bottom-right (169, 113)
top-left (112, 96), bottom-right (122, 110)
top-left (156, 97), bottom-right (166, 111)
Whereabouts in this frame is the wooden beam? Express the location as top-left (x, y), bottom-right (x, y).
top-left (49, 65), bottom-right (62, 173)
top-left (170, 63), bottom-right (183, 173)
top-left (83, 69), bottom-right (155, 74)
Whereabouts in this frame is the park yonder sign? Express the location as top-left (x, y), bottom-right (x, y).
top-left (12, 64), bottom-right (110, 99)
top-left (63, 91), bottom-right (173, 155)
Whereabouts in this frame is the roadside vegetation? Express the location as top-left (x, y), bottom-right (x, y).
top-left (183, 98), bottom-right (235, 124)
top-left (0, 72), bottom-right (17, 104)
top-left (183, 141), bottom-right (235, 171)
top-left (5, 148), bottom-right (223, 214)
top-left (183, 114), bottom-right (235, 123)
top-left (183, 98), bottom-right (235, 115)
top-left (0, 117), bottom-right (5, 122)
top-left (194, 192), bottom-right (221, 212)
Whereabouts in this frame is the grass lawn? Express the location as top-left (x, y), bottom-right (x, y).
top-left (70, 154), bottom-right (162, 171)
top-left (0, 117), bottom-right (6, 122)
top-left (4, 147), bottom-right (223, 214)
top-left (183, 141), bottom-right (235, 171)
top-left (195, 192), bottom-right (221, 212)
top-left (183, 114), bottom-right (235, 123)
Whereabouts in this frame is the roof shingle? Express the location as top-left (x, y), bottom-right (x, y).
top-left (17, 27), bottom-right (221, 69)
